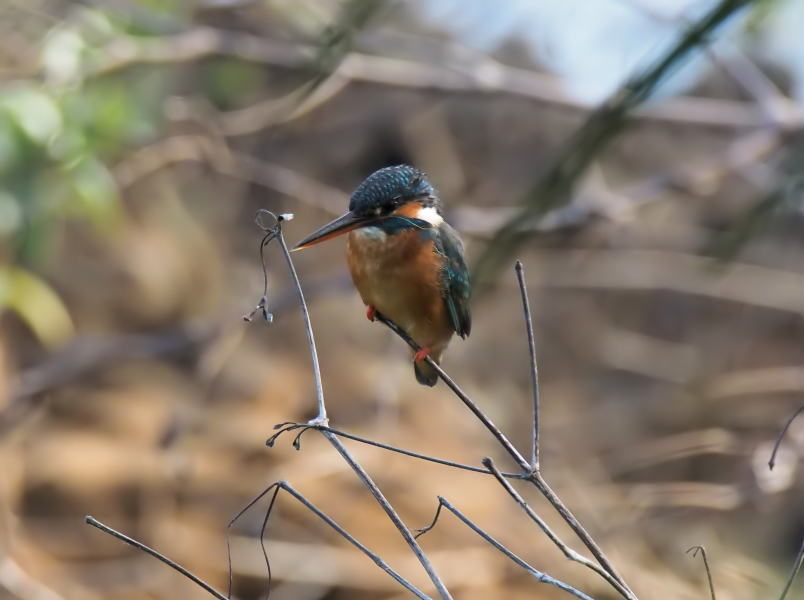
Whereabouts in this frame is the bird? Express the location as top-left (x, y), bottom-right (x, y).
top-left (292, 165), bottom-right (471, 386)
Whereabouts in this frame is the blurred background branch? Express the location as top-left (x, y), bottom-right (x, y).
top-left (473, 0), bottom-right (767, 285)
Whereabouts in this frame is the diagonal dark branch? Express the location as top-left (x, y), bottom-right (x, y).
top-left (515, 261), bottom-right (541, 471)
top-left (769, 400), bottom-right (804, 470)
top-left (321, 428), bottom-right (451, 599)
top-left (260, 214), bottom-right (453, 600)
top-left (779, 536), bottom-right (804, 600)
top-left (375, 313), bottom-right (531, 473)
top-left (483, 458), bottom-right (633, 600)
top-left (267, 422), bottom-right (526, 478)
top-left (415, 497), bottom-right (596, 600)
top-left (687, 546), bottom-right (716, 600)
top-left (85, 516), bottom-right (229, 600)
top-left (473, 0), bottom-right (759, 286)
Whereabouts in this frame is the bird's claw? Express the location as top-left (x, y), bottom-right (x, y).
top-left (413, 347), bottom-right (430, 363)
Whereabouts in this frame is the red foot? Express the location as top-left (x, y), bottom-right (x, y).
top-left (366, 305), bottom-right (376, 322)
top-left (413, 347), bottom-right (431, 363)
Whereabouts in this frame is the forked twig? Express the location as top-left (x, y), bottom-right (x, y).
top-left (375, 266), bottom-right (634, 598)
top-left (687, 546), bottom-right (716, 600)
top-left (225, 480), bottom-right (432, 600)
top-left (778, 537), bottom-right (804, 600)
top-left (414, 497), bottom-right (596, 600)
top-left (85, 516), bottom-right (229, 600)
top-left (526, 470), bottom-right (632, 596)
top-left (769, 400), bottom-right (804, 470)
top-left (483, 458), bottom-right (633, 600)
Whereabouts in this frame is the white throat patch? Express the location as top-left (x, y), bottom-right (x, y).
top-left (416, 206), bottom-right (443, 226)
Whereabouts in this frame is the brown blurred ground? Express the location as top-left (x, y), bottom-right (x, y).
top-left (1, 1), bottom-right (804, 600)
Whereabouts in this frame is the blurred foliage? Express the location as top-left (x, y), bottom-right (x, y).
top-left (473, 0), bottom-right (760, 289)
top-left (0, 5), bottom-right (173, 346)
top-left (0, 0), bottom-right (382, 348)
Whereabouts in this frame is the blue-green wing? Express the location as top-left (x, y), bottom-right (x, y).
top-left (434, 223), bottom-right (471, 338)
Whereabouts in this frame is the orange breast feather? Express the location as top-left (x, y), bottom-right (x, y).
top-left (347, 227), bottom-right (453, 350)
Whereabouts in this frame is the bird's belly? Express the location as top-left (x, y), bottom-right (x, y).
top-left (347, 229), bottom-right (452, 348)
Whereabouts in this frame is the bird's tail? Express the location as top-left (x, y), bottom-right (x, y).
top-left (411, 348), bottom-right (442, 387)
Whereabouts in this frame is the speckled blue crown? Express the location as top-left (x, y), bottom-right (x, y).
top-left (349, 165), bottom-right (433, 213)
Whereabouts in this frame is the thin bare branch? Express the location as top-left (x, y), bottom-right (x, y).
top-left (779, 536), bottom-right (804, 600)
top-left (270, 215), bottom-right (328, 426)
top-left (321, 431), bottom-right (452, 599)
top-left (527, 470), bottom-right (633, 595)
top-left (267, 422), bottom-right (526, 479)
top-left (769, 401), bottom-right (804, 470)
top-left (687, 546), bottom-right (716, 600)
top-left (515, 261), bottom-right (541, 471)
top-left (416, 497), bottom-right (597, 600)
top-left (483, 458), bottom-right (633, 600)
top-left (85, 516), bottom-right (229, 600)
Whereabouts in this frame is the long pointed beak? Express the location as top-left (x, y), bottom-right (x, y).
top-left (291, 211), bottom-right (378, 251)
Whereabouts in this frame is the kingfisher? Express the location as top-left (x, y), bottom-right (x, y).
top-left (292, 165), bottom-right (471, 387)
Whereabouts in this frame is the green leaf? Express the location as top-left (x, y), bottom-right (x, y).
top-left (0, 266), bottom-right (74, 348)
top-left (1, 87), bottom-right (63, 146)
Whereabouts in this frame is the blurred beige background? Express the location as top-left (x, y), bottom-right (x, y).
top-left (1, 0), bottom-right (804, 599)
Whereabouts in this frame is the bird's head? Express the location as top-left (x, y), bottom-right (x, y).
top-left (292, 165), bottom-right (442, 251)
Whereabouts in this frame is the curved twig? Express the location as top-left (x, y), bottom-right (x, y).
top-left (225, 480), bottom-right (281, 599)
top-left (769, 401), bottom-right (804, 470)
top-left (778, 537), bottom-right (804, 600)
top-left (687, 546), bottom-right (716, 600)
